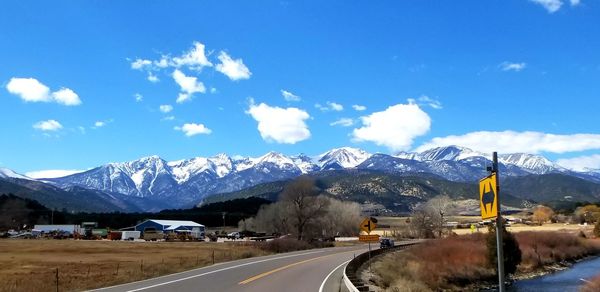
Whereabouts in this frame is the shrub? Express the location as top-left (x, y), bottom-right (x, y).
top-left (260, 238), bottom-right (312, 253)
top-left (594, 220), bottom-right (600, 238)
top-left (486, 224), bottom-right (521, 276)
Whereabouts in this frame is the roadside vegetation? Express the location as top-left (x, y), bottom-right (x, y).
top-left (365, 196), bottom-right (600, 292)
top-left (368, 231), bottom-right (600, 291)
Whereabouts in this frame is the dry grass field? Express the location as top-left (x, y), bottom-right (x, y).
top-left (0, 239), bottom-right (271, 292)
top-left (369, 216), bottom-right (595, 237)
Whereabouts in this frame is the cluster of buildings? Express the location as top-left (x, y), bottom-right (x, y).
top-left (31, 219), bottom-right (206, 241)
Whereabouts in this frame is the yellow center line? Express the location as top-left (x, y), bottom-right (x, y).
top-left (238, 253), bottom-right (336, 285)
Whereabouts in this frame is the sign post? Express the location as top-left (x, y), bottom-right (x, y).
top-left (480, 152), bottom-right (504, 292)
top-left (359, 217), bottom-right (377, 271)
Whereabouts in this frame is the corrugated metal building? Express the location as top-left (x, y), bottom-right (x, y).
top-left (135, 219), bottom-right (205, 238)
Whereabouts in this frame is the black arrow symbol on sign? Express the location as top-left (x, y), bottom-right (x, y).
top-left (482, 182), bottom-right (495, 215)
top-left (363, 221), bottom-right (372, 231)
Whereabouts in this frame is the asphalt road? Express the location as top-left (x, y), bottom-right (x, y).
top-left (93, 244), bottom-right (369, 292)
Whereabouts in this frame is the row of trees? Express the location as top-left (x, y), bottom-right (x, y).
top-left (239, 177), bottom-right (361, 240)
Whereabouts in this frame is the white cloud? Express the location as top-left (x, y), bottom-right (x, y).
top-left (329, 102), bottom-right (343, 111)
top-left (210, 87), bottom-right (218, 94)
top-left (247, 102), bottom-right (311, 144)
top-left (172, 69), bottom-right (205, 103)
top-left (570, 0), bottom-right (580, 6)
top-left (162, 116), bottom-right (175, 121)
top-left (6, 77), bottom-right (81, 106)
top-left (408, 95), bottom-right (442, 109)
top-left (171, 42), bottom-right (213, 70)
top-left (26, 169), bottom-right (85, 179)
top-left (281, 90), bottom-right (301, 102)
top-left (330, 118), bottom-right (354, 127)
top-left (33, 120), bottom-right (63, 131)
top-left (557, 155), bottom-right (600, 172)
top-left (215, 51), bottom-right (251, 81)
top-left (500, 62), bottom-right (527, 72)
top-left (174, 123), bottom-right (212, 136)
top-left (147, 73), bottom-right (159, 83)
top-left (316, 101), bottom-right (344, 112)
top-left (131, 58), bottom-right (153, 70)
top-left (530, 0), bottom-right (563, 13)
top-left (352, 105), bottom-right (367, 111)
top-left (51, 88), bottom-right (81, 106)
top-left (92, 119), bottom-right (113, 129)
top-left (134, 93), bottom-right (143, 102)
top-left (6, 77), bottom-right (50, 102)
top-left (416, 131), bottom-right (600, 154)
top-left (159, 104), bottom-right (173, 113)
top-left (352, 103), bottom-right (431, 151)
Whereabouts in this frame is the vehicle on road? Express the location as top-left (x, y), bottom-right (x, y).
top-left (380, 238), bottom-right (394, 248)
top-left (227, 231), bottom-right (241, 239)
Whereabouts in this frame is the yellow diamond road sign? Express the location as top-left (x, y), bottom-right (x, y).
top-left (360, 217), bottom-right (376, 234)
top-left (479, 172), bottom-right (498, 220)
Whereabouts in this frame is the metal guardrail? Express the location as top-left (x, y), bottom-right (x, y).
top-left (343, 242), bottom-right (418, 292)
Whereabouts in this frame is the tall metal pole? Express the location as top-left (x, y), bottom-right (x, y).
top-left (493, 152), bottom-right (505, 291)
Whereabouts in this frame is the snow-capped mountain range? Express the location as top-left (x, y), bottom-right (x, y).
top-left (3, 146), bottom-right (599, 210)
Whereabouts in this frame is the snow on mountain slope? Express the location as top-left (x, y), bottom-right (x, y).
top-left (419, 145), bottom-right (488, 161)
top-left (318, 147), bottom-right (371, 169)
top-left (42, 145), bottom-right (585, 208)
top-left (499, 153), bottom-right (564, 174)
top-left (291, 154), bottom-right (319, 173)
top-left (0, 167), bottom-right (32, 180)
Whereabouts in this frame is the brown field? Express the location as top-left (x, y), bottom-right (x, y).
top-left (368, 216), bottom-right (595, 238)
top-left (0, 239), bottom-right (271, 292)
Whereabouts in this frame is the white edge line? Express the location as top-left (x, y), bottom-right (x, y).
top-left (319, 259), bottom-right (351, 292)
top-left (90, 250), bottom-right (325, 292)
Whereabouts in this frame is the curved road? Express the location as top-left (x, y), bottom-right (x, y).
top-left (93, 244), bottom-right (369, 292)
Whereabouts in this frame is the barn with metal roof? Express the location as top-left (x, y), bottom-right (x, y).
top-left (135, 219), bottom-right (205, 237)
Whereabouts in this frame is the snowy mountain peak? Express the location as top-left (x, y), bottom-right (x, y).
top-left (419, 145), bottom-right (487, 161)
top-left (499, 153), bottom-right (562, 174)
top-left (0, 167), bottom-right (31, 180)
top-left (256, 151), bottom-right (296, 167)
top-left (318, 147), bottom-right (371, 169)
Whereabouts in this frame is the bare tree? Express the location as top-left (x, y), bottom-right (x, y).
top-left (247, 177), bottom-right (361, 241)
top-left (410, 195), bottom-right (456, 238)
top-left (424, 195), bottom-right (454, 237)
top-left (280, 177), bottom-right (329, 240)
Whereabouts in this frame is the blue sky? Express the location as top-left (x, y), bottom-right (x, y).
top-left (1, 0), bottom-right (599, 175)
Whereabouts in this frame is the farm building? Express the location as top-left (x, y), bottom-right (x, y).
top-left (135, 219), bottom-right (205, 239)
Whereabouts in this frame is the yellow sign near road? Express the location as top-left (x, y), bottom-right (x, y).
top-left (479, 172), bottom-right (498, 220)
top-left (360, 217), bottom-right (377, 234)
top-left (359, 234), bottom-right (380, 242)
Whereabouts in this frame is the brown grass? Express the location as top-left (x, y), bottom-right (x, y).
top-left (581, 274), bottom-right (600, 292)
top-left (515, 231), bottom-right (600, 272)
top-left (368, 231), bottom-right (600, 291)
top-left (0, 239), bottom-right (271, 292)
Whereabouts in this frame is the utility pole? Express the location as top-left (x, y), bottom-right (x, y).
top-left (492, 152), bottom-right (505, 292)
